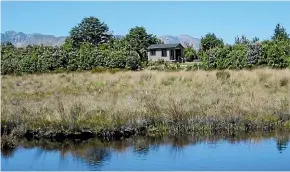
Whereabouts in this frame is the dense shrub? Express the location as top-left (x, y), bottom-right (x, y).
top-left (126, 52), bottom-right (140, 70)
top-left (246, 43), bottom-right (262, 67)
top-left (1, 44), bottom-right (21, 75)
top-left (1, 23), bottom-right (290, 75)
top-left (156, 59), bottom-right (166, 65)
top-left (202, 48), bottom-right (217, 70)
top-left (104, 50), bottom-right (127, 69)
top-left (200, 38), bottom-right (290, 70)
top-left (227, 44), bottom-right (247, 69)
top-left (215, 46), bottom-right (232, 70)
top-left (202, 46), bottom-right (231, 70)
top-left (261, 40), bottom-right (290, 68)
top-left (184, 47), bottom-right (198, 62)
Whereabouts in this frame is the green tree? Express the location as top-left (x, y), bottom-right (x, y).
top-left (271, 23), bottom-right (289, 41)
top-left (228, 44), bottom-right (247, 69)
top-left (246, 43), bottom-right (262, 67)
top-left (261, 39), bottom-right (290, 68)
top-left (184, 47), bottom-right (198, 62)
top-left (1, 42), bottom-right (21, 75)
top-left (126, 51), bottom-right (141, 70)
top-left (77, 42), bottom-right (97, 70)
top-left (68, 16), bottom-right (112, 47)
top-left (200, 33), bottom-right (224, 52)
top-left (125, 26), bottom-right (162, 62)
top-left (235, 35), bottom-right (250, 45)
top-left (252, 37), bottom-right (260, 44)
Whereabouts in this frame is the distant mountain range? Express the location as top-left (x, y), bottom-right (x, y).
top-left (159, 34), bottom-right (200, 50)
top-left (1, 30), bottom-right (201, 50)
top-left (1, 31), bottom-right (66, 47)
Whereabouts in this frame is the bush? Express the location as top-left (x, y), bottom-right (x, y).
top-left (246, 43), bottom-right (262, 66)
top-left (140, 61), bottom-right (147, 68)
top-left (156, 59), bottom-right (166, 65)
top-left (202, 47), bottom-right (231, 70)
top-left (215, 46), bottom-right (232, 70)
top-left (202, 48), bottom-right (217, 70)
top-left (227, 44), bottom-right (247, 69)
top-left (1, 56), bottom-right (20, 75)
top-left (126, 52), bottom-right (140, 70)
top-left (165, 64), bottom-right (178, 72)
top-left (261, 40), bottom-right (290, 68)
top-left (104, 51), bottom-right (127, 69)
top-left (184, 47), bottom-right (198, 62)
top-left (146, 60), bottom-right (155, 67)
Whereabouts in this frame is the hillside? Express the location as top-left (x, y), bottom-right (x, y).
top-left (1, 30), bottom-right (66, 47)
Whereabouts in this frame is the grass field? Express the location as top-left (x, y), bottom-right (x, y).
top-left (1, 68), bottom-right (290, 134)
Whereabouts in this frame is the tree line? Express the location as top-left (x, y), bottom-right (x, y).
top-left (1, 17), bottom-right (290, 75)
top-left (197, 23), bottom-right (290, 70)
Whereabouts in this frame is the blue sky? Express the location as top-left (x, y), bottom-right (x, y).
top-left (1, 1), bottom-right (290, 44)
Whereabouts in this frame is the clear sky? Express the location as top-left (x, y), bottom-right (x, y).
top-left (1, 1), bottom-right (290, 44)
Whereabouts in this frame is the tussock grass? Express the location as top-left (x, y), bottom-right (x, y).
top-left (1, 69), bottom-right (290, 133)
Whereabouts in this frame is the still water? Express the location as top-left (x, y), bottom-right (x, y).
top-left (1, 132), bottom-right (290, 171)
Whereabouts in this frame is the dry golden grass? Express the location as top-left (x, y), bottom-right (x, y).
top-left (1, 68), bottom-right (290, 132)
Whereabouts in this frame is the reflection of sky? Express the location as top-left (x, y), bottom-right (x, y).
top-left (105, 139), bottom-right (289, 171)
top-left (1, 138), bottom-right (290, 171)
top-left (1, 147), bottom-right (88, 171)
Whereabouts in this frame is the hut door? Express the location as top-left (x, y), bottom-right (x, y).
top-left (175, 49), bottom-right (181, 61)
top-left (170, 49), bottom-right (174, 60)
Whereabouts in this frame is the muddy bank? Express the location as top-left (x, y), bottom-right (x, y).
top-left (1, 135), bottom-right (18, 151)
top-left (1, 123), bottom-right (148, 143)
top-left (2, 119), bottom-right (289, 145)
top-left (0, 124), bottom-right (147, 151)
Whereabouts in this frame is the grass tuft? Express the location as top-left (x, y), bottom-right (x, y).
top-left (216, 71), bottom-right (231, 80)
top-left (280, 77), bottom-right (289, 87)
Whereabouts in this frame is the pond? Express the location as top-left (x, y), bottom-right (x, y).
top-left (1, 132), bottom-right (290, 171)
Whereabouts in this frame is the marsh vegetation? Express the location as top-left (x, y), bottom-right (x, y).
top-left (2, 69), bottom-right (290, 142)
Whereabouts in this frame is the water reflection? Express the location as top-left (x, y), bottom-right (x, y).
top-left (1, 131), bottom-right (290, 171)
top-left (132, 137), bottom-right (151, 157)
top-left (276, 136), bottom-right (289, 153)
top-left (72, 147), bottom-right (111, 170)
top-left (1, 148), bottom-right (16, 158)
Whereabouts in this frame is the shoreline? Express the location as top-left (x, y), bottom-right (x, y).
top-left (2, 126), bottom-right (290, 154)
top-left (2, 122), bottom-right (290, 149)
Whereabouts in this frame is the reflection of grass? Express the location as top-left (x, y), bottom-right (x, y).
top-left (1, 69), bottom-right (290, 134)
top-left (1, 135), bottom-right (18, 151)
top-left (2, 131), bottom-right (289, 160)
top-left (2, 132), bottom-right (288, 171)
